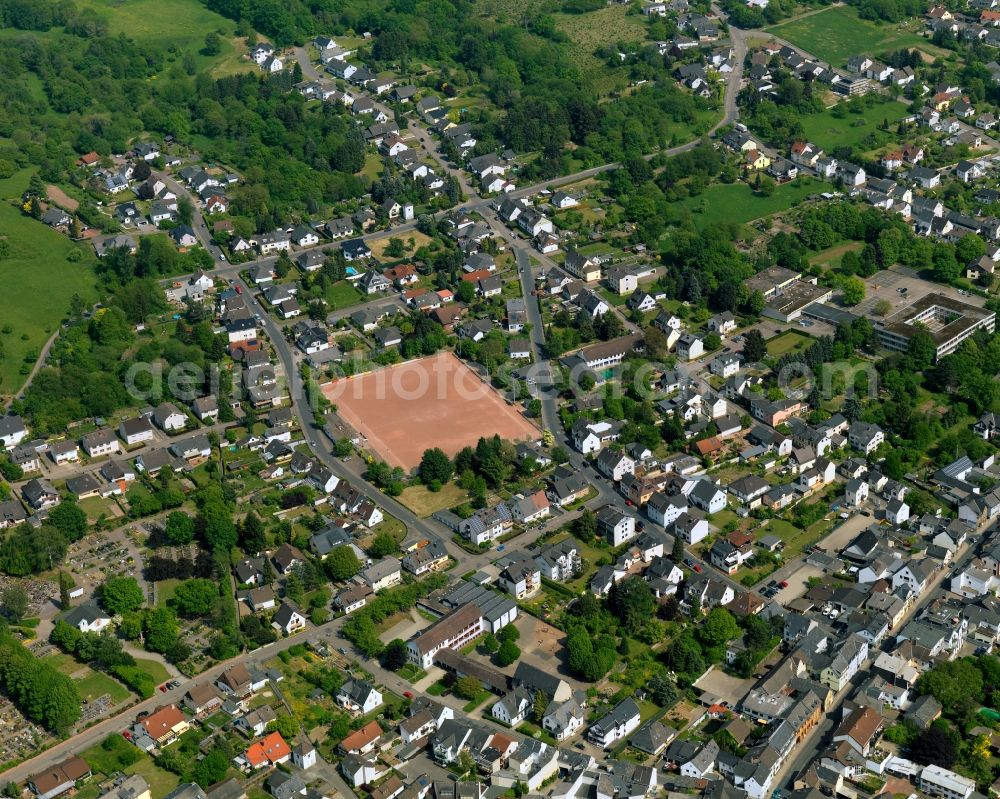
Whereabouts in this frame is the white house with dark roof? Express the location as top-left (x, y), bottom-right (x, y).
top-left (596, 449), bottom-right (635, 481)
top-left (597, 506), bottom-right (637, 546)
top-left (61, 603), bottom-right (112, 633)
top-left (153, 402), bottom-right (186, 432)
top-left (587, 698), bottom-right (641, 748)
top-left (23, 477), bottom-right (60, 510)
top-left (0, 415), bottom-right (28, 449)
top-left (492, 687), bottom-right (535, 726)
top-left (337, 679), bottom-right (383, 715)
top-left (360, 558), bottom-right (402, 592)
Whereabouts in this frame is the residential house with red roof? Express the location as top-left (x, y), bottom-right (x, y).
top-left (238, 732), bottom-right (292, 771)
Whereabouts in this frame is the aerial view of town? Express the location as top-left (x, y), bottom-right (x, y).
top-left (7, 3), bottom-right (1000, 799)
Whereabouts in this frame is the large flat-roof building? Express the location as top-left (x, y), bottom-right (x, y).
top-left (762, 281), bottom-right (833, 323)
top-left (875, 293), bottom-right (995, 361)
top-left (745, 265), bottom-right (801, 300)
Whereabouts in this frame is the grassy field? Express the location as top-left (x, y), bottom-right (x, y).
top-left (360, 152), bottom-right (384, 182)
top-left (0, 170), bottom-right (99, 398)
top-left (44, 652), bottom-right (80, 675)
top-left (678, 177), bottom-right (829, 228)
top-left (767, 330), bottom-right (813, 357)
top-left (78, 0), bottom-right (241, 66)
top-left (765, 5), bottom-right (941, 65)
top-left (80, 741), bottom-right (180, 799)
top-left (799, 100), bottom-right (911, 152)
top-left (398, 482), bottom-right (469, 517)
top-left (155, 578), bottom-right (181, 609)
top-left (553, 6), bottom-right (650, 94)
top-left (75, 670), bottom-right (131, 704)
top-left (368, 230), bottom-right (433, 260)
top-left (763, 517), bottom-right (828, 558)
top-left (125, 757), bottom-right (182, 797)
top-left (474, 0), bottom-right (542, 22)
top-left (78, 496), bottom-right (122, 522)
top-left (810, 241), bottom-right (864, 271)
top-left (325, 281), bottom-right (365, 311)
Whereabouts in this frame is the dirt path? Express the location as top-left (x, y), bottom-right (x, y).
top-left (4, 327), bottom-right (60, 410)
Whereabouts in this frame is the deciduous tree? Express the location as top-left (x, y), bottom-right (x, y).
top-left (100, 576), bottom-right (144, 615)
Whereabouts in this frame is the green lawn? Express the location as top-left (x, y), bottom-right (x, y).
top-left (798, 100), bottom-right (912, 153)
top-left (397, 663), bottom-right (427, 683)
top-left (78, 496), bottom-right (120, 522)
top-left (761, 518), bottom-right (824, 558)
top-left (43, 652), bottom-right (80, 675)
top-left (125, 757), bottom-right (182, 798)
top-left (767, 330), bottom-right (813, 357)
top-left (599, 288), bottom-right (630, 307)
top-left (678, 177), bottom-right (829, 228)
top-left (0, 170), bottom-right (99, 398)
top-left (325, 280), bottom-right (366, 311)
top-left (75, 670), bottom-right (131, 704)
top-left (463, 689), bottom-right (493, 712)
top-left (133, 658), bottom-right (171, 684)
top-left (360, 152), bottom-right (384, 181)
top-left (517, 721), bottom-right (558, 745)
top-left (155, 578), bottom-right (181, 609)
top-left (765, 5), bottom-right (942, 65)
top-left (81, 742), bottom-right (181, 799)
top-left (810, 241), bottom-right (864, 271)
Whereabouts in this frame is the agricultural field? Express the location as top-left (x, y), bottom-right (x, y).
top-left (799, 100), bottom-right (911, 152)
top-left (677, 177), bottom-right (830, 228)
top-left (765, 5), bottom-right (942, 65)
top-left (0, 170), bottom-right (99, 400)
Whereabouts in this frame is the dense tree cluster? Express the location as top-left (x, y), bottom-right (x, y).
top-left (10, 273), bottom-right (229, 435)
top-left (341, 573), bottom-right (448, 656)
top-left (0, 628), bottom-right (80, 733)
top-left (0, 502), bottom-right (89, 576)
top-left (50, 620), bottom-right (156, 697)
top-left (849, 0), bottom-right (927, 22)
